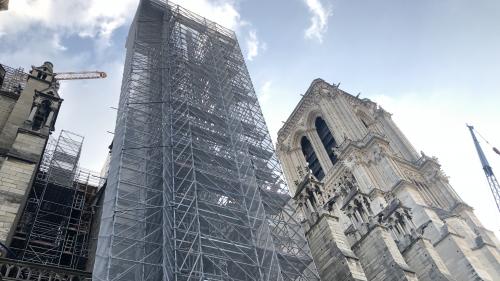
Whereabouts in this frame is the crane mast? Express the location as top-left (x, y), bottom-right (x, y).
top-left (467, 124), bottom-right (500, 212)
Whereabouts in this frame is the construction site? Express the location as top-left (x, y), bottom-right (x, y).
top-left (0, 0), bottom-right (499, 280)
top-left (9, 131), bottom-right (103, 271)
top-left (93, 0), bottom-right (319, 280)
top-left (0, 133), bottom-right (104, 281)
top-left (0, 57), bottom-right (105, 280)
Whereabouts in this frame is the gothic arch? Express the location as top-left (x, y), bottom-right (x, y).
top-left (291, 128), bottom-right (307, 149)
top-left (300, 136), bottom-right (324, 180)
top-left (355, 109), bottom-right (375, 130)
top-left (305, 109), bottom-right (323, 130)
top-left (314, 116), bottom-right (338, 166)
top-left (32, 99), bottom-right (52, 131)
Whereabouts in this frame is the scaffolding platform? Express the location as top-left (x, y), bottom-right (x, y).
top-left (93, 1), bottom-right (320, 280)
top-left (10, 130), bottom-right (103, 272)
top-left (0, 63), bottom-right (27, 94)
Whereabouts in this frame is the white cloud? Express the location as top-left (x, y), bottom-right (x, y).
top-left (246, 30), bottom-right (259, 61)
top-left (246, 30), bottom-right (265, 61)
top-left (0, 0), bottom-right (253, 171)
top-left (303, 0), bottom-right (332, 43)
top-left (0, 0), bottom-right (139, 45)
top-left (51, 34), bottom-right (67, 51)
top-left (258, 80), bottom-right (272, 104)
top-left (0, 31), bottom-right (89, 70)
top-left (0, 0), bottom-right (250, 48)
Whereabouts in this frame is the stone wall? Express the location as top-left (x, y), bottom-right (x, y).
top-left (0, 94), bottom-right (16, 134)
top-left (353, 226), bottom-right (417, 281)
top-left (0, 158), bottom-right (36, 242)
top-left (10, 131), bottom-right (46, 161)
top-left (0, 65), bottom-right (57, 244)
top-left (276, 79), bottom-right (500, 281)
top-left (306, 214), bottom-right (367, 281)
top-left (402, 238), bottom-right (454, 281)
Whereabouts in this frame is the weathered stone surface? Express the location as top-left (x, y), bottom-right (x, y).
top-left (0, 62), bottom-right (59, 244)
top-left (352, 226), bottom-right (418, 281)
top-left (306, 214), bottom-right (367, 281)
top-left (0, 94), bottom-right (16, 133)
top-left (277, 79), bottom-right (500, 281)
top-left (0, 158), bottom-right (36, 242)
top-left (10, 131), bottom-right (46, 162)
top-left (402, 237), bottom-right (454, 281)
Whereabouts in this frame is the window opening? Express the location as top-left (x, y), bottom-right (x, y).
top-left (315, 117), bottom-right (338, 166)
top-left (301, 136), bottom-right (324, 180)
top-left (361, 119), bottom-right (369, 128)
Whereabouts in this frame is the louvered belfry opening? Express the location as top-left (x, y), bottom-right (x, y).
top-left (315, 117), bottom-right (338, 166)
top-left (301, 136), bottom-right (324, 180)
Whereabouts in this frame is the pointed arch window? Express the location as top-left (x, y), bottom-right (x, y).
top-left (301, 136), bottom-right (324, 180)
top-left (361, 118), bottom-right (369, 129)
top-left (315, 117), bottom-right (338, 165)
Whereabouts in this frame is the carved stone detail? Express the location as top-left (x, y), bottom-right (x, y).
top-left (0, 257), bottom-right (91, 281)
top-left (277, 79), bottom-right (339, 144)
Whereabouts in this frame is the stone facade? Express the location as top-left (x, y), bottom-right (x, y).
top-left (276, 79), bottom-right (500, 281)
top-left (0, 256), bottom-right (91, 281)
top-left (0, 62), bottom-right (61, 245)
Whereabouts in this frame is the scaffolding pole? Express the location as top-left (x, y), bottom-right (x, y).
top-left (10, 130), bottom-right (102, 271)
top-left (93, 1), bottom-right (320, 280)
top-left (0, 63), bottom-right (27, 94)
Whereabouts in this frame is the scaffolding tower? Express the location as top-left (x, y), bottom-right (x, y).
top-left (10, 130), bottom-right (102, 271)
top-left (94, 0), bottom-right (320, 280)
top-left (0, 63), bottom-right (27, 94)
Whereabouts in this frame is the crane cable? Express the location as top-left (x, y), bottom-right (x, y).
top-left (473, 127), bottom-right (500, 156)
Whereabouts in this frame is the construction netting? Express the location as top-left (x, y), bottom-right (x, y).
top-left (11, 130), bottom-right (103, 271)
top-left (93, 1), bottom-right (320, 280)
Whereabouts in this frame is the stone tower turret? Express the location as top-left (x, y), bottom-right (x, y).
top-left (0, 61), bottom-right (62, 245)
top-left (277, 79), bottom-right (499, 281)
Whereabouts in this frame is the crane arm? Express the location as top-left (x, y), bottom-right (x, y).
top-left (467, 124), bottom-right (500, 212)
top-left (467, 125), bottom-right (493, 176)
top-left (55, 71), bottom-right (107, 81)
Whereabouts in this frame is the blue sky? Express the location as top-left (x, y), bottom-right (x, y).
top-left (0, 0), bottom-right (499, 233)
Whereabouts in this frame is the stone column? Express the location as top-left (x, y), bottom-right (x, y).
top-left (27, 105), bottom-right (38, 122)
top-left (44, 110), bottom-right (54, 128)
top-left (306, 129), bottom-right (334, 174)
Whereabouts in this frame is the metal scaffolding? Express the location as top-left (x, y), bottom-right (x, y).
top-left (94, 0), bottom-right (320, 280)
top-left (0, 63), bottom-right (27, 94)
top-left (10, 130), bottom-right (102, 271)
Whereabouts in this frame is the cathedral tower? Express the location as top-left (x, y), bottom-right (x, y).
top-left (0, 62), bottom-right (62, 245)
top-left (276, 79), bottom-right (500, 281)
top-left (93, 1), bottom-right (319, 280)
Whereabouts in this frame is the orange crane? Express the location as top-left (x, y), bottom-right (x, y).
top-left (29, 62), bottom-right (107, 82)
top-left (55, 71), bottom-right (107, 81)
